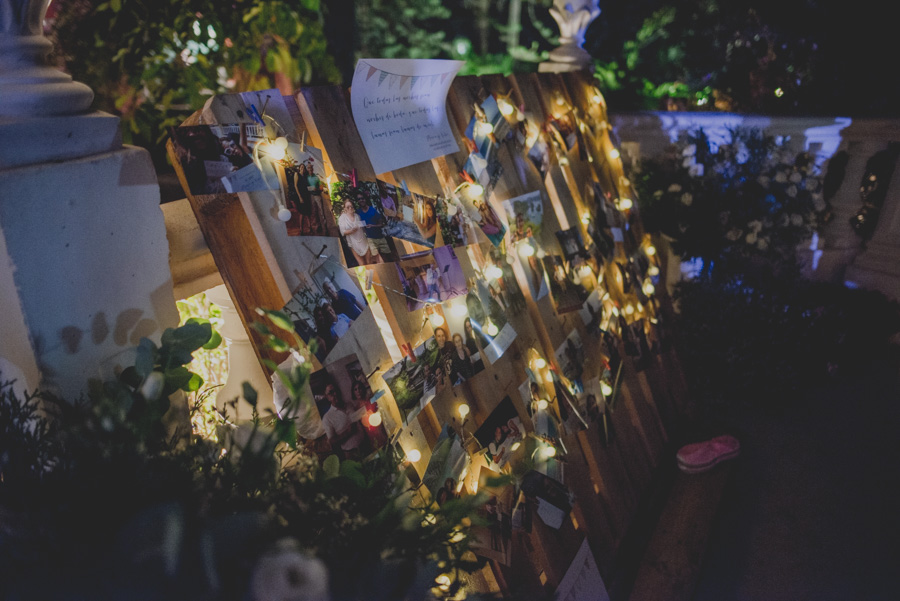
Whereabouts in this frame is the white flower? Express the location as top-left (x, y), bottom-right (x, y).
top-left (790, 213), bottom-right (804, 226)
top-left (789, 171), bottom-right (803, 184)
top-left (653, 189), bottom-right (664, 199)
top-left (688, 163), bottom-right (705, 177)
top-left (250, 543), bottom-right (330, 601)
top-left (682, 144), bottom-right (697, 157)
top-left (668, 183), bottom-right (682, 193)
top-left (757, 176), bottom-right (770, 187)
top-left (748, 220), bottom-right (763, 232)
top-left (757, 238), bottom-right (769, 250)
top-left (787, 185), bottom-right (798, 198)
top-left (680, 192), bottom-right (693, 206)
top-left (726, 228), bottom-right (742, 241)
top-left (682, 156), bottom-right (696, 168)
top-left (735, 144), bottom-right (750, 165)
top-left (745, 232), bottom-right (758, 244)
top-left (774, 171), bottom-right (788, 183)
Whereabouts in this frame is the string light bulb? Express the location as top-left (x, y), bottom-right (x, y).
top-left (518, 242), bottom-right (535, 258)
top-left (498, 99), bottom-right (515, 116)
top-left (485, 264), bottom-right (503, 280)
top-left (642, 280), bottom-right (656, 296)
top-left (468, 183), bottom-right (484, 197)
top-left (264, 142), bottom-right (285, 161)
top-left (510, 441), bottom-right (521, 452)
top-left (581, 213), bottom-right (591, 225)
top-left (645, 245), bottom-right (657, 256)
top-left (537, 399), bottom-right (549, 411)
top-left (475, 121), bottom-right (494, 137)
top-left (625, 304), bottom-right (635, 315)
top-left (407, 449), bottom-right (422, 463)
top-left (367, 411), bottom-right (382, 427)
top-left (428, 311), bottom-right (445, 328)
top-left (277, 208), bottom-right (292, 221)
top-left (600, 381), bottom-right (613, 396)
top-left (485, 319), bottom-right (499, 336)
top-left (592, 93), bottom-right (602, 105)
top-left (542, 446), bottom-right (557, 458)
top-left (648, 265), bottom-right (660, 276)
top-left (534, 357), bottom-right (547, 369)
top-left (458, 404), bottom-right (470, 418)
top-left (608, 148), bottom-right (620, 160)
top-left (619, 198), bottom-right (633, 210)
top-left (274, 136), bottom-right (288, 149)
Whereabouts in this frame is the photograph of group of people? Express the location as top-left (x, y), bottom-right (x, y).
top-left (456, 185), bottom-right (507, 247)
top-left (395, 246), bottom-right (467, 311)
top-left (421, 425), bottom-right (470, 506)
top-left (282, 265), bottom-right (368, 362)
top-left (274, 144), bottom-right (337, 238)
top-left (374, 181), bottom-right (436, 248)
top-left (309, 354), bottom-right (388, 461)
top-left (332, 181), bottom-right (401, 267)
top-left (474, 396), bottom-right (525, 472)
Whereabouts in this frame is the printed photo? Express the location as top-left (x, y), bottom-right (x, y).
top-left (382, 340), bottom-right (432, 425)
top-left (374, 181), bottom-right (433, 247)
top-left (473, 396), bottom-right (525, 472)
top-left (469, 467), bottom-right (515, 566)
top-left (482, 245), bottom-right (527, 316)
top-left (465, 95), bottom-right (511, 163)
top-left (543, 253), bottom-right (590, 314)
top-left (581, 377), bottom-right (613, 446)
top-left (331, 180), bottom-right (400, 267)
top-left (463, 138), bottom-right (504, 201)
top-left (431, 323), bottom-right (486, 386)
top-left (395, 246), bottom-right (467, 312)
top-left (504, 190), bottom-right (544, 241)
top-left (274, 143), bottom-right (337, 238)
top-left (555, 330), bottom-right (585, 394)
top-left (421, 425), bottom-right (470, 506)
top-left (170, 123), bottom-right (274, 195)
top-left (436, 194), bottom-right (475, 247)
top-left (310, 355), bottom-right (388, 461)
top-left (281, 261), bottom-right (368, 362)
top-left (520, 469), bottom-right (573, 530)
top-left (456, 187), bottom-right (507, 247)
top-left (556, 227), bottom-right (588, 264)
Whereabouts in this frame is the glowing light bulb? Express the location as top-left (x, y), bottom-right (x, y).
top-left (518, 242), bottom-right (535, 258)
top-left (612, 307), bottom-right (620, 317)
top-left (407, 449), bottom-right (422, 463)
top-left (428, 312), bottom-right (445, 327)
top-left (458, 404), bottom-right (470, 418)
top-left (468, 183), bottom-right (484, 197)
top-left (556, 96), bottom-right (565, 106)
top-left (619, 198), bottom-right (633, 210)
top-left (536, 247), bottom-right (547, 259)
top-left (451, 303), bottom-right (468, 317)
top-left (602, 291), bottom-right (611, 301)
top-left (367, 411), bottom-right (382, 427)
top-left (581, 213), bottom-right (591, 225)
top-left (510, 441), bottom-right (521, 452)
top-left (436, 574), bottom-right (451, 588)
top-left (648, 265), bottom-right (660, 276)
top-left (485, 320), bottom-right (499, 336)
top-left (637, 302), bottom-right (644, 312)
top-left (274, 136), bottom-right (288, 149)
top-left (265, 142), bottom-right (285, 161)
top-left (534, 357), bottom-right (547, 369)
top-left (608, 148), bottom-right (620, 160)
top-left (625, 304), bottom-right (635, 315)
top-left (277, 207), bottom-right (292, 221)
top-left (498, 100), bottom-right (515, 116)
top-left (642, 280), bottom-right (656, 296)
top-left (600, 381), bottom-right (613, 396)
top-left (450, 531), bottom-right (465, 543)
top-left (542, 446), bottom-right (557, 458)
top-left (475, 121), bottom-right (494, 136)
top-left (537, 399), bottom-right (549, 411)
top-left (592, 94), bottom-right (602, 105)
top-left (645, 245), bottom-right (657, 256)
top-left (485, 265), bottom-right (503, 280)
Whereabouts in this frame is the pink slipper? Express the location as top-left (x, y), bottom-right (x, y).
top-left (676, 435), bottom-right (740, 474)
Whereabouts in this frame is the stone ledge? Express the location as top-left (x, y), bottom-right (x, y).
top-left (0, 111), bottom-right (122, 170)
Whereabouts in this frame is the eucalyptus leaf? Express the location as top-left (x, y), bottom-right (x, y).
top-left (322, 454), bottom-right (340, 479)
top-left (242, 382), bottom-right (258, 407)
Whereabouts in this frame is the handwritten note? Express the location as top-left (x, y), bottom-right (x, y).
top-left (351, 59), bottom-right (463, 175)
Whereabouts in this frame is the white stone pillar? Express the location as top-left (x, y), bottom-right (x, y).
top-left (814, 133), bottom-right (888, 283)
top-left (846, 148), bottom-right (900, 298)
top-left (0, 0), bottom-right (179, 399)
top-left (205, 285), bottom-right (275, 422)
top-left (539, 0), bottom-right (600, 73)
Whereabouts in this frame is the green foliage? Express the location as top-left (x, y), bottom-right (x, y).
top-left (0, 310), bottom-right (488, 600)
top-left (356, 0), bottom-right (452, 59)
top-left (50, 0), bottom-right (341, 166)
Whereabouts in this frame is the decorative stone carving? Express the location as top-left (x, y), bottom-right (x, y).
top-left (0, 0), bottom-right (93, 116)
top-left (540, 0), bottom-right (601, 72)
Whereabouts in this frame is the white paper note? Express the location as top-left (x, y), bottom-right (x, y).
top-left (351, 58), bottom-right (464, 175)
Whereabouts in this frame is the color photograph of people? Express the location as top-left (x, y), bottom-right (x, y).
top-left (394, 246), bottom-right (467, 312)
top-left (474, 396), bottom-right (525, 472)
top-left (274, 144), bottom-right (335, 237)
top-left (332, 181), bottom-right (399, 267)
top-left (375, 181), bottom-right (433, 247)
top-left (421, 426), bottom-right (470, 506)
top-left (170, 123), bottom-right (270, 195)
top-left (282, 265), bottom-right (368, 362)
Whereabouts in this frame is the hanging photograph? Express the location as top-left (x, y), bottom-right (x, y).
top-left (468, 467), bottom-right (515, 566)
top-left (274, 143), bottom-right (337, 237)
top-left (504, 190), bottom-right (544, 241)
top-left (520, 469), bottom-right (573, 530)
top-left (382, 339), bottom-right (433, 426)
top-left (281, 259), bottom-right (368, 362)
top-left (512, 238), bottom-right (549, 301)
top-left (555, 330), bottom-right (585, 394)
top-left (374, 181), bottom-right (434, 247)
top-left (421, 425), bottom-right (470, 506)
top-left (394, 246), bottom-right (468, 312)
top-left (455, 186), bottom-right (507, 247)
top-left (473, 396), bottom-right (525, 471)
top-left (310, 356), bottom-right (388, 461)
top-left (331, 180), bottom-right (401, 267)
top-left (543, 253), bottom-right (590, 314)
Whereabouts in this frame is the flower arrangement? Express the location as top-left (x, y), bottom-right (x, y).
top-left (0, 313), bottom-right (488, 601)
top-left (634, 128), bottom-right (829, 279)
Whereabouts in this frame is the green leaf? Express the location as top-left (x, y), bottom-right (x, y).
top-left (339, 460), bottom-right (366, 488)
top-left (164, 366), bottom-right (192, 392)
top-left (256, 309), bottom-right (295, 334)
top-left (186, 372), bottom-right (204, 392)
top-left (110, 0), bottom-right (121, 12)
top-left (202, 330), bottom-right (222, 350)
top-left (323, 454), bottom-right (340, 479)
top-left (275, 418), bottom-right (298, 447)
top-left (134, 338), bottom-right (157, 378)
top-left (242, 382), bottom-right (258, 407)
